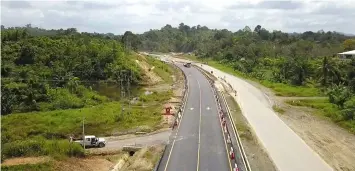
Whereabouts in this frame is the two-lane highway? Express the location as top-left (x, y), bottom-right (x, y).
top-left (158, 63), bottom-right (231, 171)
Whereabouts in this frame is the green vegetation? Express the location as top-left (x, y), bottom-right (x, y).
top-left (224, 93), bottom-right (252, 141)
top-left (146, 56), bottom-right (174, 83)
top-left (272, 105), bottom-right (286, 114)
top-left (137, 23), bottom-right (355, 133)
top-left (1, 90), bottom-right (172, 160)
top-left (1, 162), bottom-right (54, 171)
top-left (1, 138), bottom-right (84, 160)
top-left (204, 60), bottom-right (322, 96)
top-left (286, 98), bottom-right (355, 134)
top-left (1, 27), bottom-right (140, 115)
top-left (1, 26), bottom-right (175, 161)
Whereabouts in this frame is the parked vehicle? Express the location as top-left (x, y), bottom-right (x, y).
top-left (73, 135), bottom-right (106, 148)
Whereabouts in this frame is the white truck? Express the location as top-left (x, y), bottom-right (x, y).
top-left (73, 135), bottom-right (106, 148)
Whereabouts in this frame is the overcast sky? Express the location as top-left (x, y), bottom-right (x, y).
top-left (1, 0), bottom-right (355, 34)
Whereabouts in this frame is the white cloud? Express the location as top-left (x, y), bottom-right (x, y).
top-left (1, 0), bottom-right (354, 34)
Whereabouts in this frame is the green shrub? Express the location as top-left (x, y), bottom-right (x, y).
top-left (47, 88), bottom-right (84, 110)
top-left (2, 138), bottom-right (84, 160)
top-left (2, 139), bottom-right (45, 159)
top-left (1, 162), bottom-right (54, 171)
top-left (272, 105), bottom-right (285, 114)
top-left (286, 99), bottom-right (355, 134)
top-left (146, 56), bottom-right (174, 83)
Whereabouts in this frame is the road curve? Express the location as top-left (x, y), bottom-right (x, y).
top-left (195, 62), bottom-right (333, 171)
top-left (158, 63), bottom-right (231, 171)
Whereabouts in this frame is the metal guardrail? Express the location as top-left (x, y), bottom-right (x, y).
top-left (221, 93), bottom-right (252, 171)
top-left (153, 62), bottom-right (189, 171)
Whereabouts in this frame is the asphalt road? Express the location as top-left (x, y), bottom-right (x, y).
top-left (197, 63), bottom-right (334, 171)
top-left (103, 131), bottom-right (171, 150)
top-left (158, 64), bottom-right (230, 171)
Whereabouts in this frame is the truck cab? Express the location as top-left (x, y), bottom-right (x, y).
top-left (183, 62), bottom-right (191, 68)
top-left (74, 135), bottom-right (106, 148)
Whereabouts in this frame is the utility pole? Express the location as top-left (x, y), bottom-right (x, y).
top-left (120, 70), bottom-right (126, 116)
top-left (127, 70), bottom-right (132, 113)
top-left (82, 116), bottom-right (85, 149)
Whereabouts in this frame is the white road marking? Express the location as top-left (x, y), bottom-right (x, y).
top-left (190, 107), bottom-right (194, 110)
top-left (206, 107), bottom-right (210, 110)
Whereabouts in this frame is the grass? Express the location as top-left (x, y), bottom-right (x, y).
top-left (1, 162), bottom-right (54, 171)
top-left (146, 56), bottom-right (174, 84)
top-left (272, 105), bottom-right (286, 114)
top-left (1, 90), bottom-right (173, 160)
top-left (207, 60), bottom-right (322, 97)
top-left (286, 98), bottom-right (355, 134)
top-left (1, 139), bottom-right (84, 161)
top-left (181, 55), bottom-right (322, 97)
top-left (260, 80), bottom-right (321, 97)
top-left (224, 93), bottom-right (253, 140)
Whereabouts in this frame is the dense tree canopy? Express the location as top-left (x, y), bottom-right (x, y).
top-left (1, 26), bottom-right (140, 115)
top-left (137, 23), bottom-right (355, 123)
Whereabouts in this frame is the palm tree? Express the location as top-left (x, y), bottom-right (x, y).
top-left (317, 57), bottom-right (340, 86)
top-left (67, 76), bottom-right (80, 93)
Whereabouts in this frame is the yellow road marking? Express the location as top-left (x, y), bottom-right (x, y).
top-left (196, 79), bottom-right (202, 171)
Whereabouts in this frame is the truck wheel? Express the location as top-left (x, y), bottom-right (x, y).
top-left (99, 143), bottom-right (105, 148)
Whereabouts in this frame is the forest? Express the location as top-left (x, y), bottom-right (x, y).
top-left (1, 26), bottom-right (140, 115)
top-left (137, 23), bottom-right (355, 132)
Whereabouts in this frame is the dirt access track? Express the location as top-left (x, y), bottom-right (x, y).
top-left (171, 57), bottom-right (355, 171)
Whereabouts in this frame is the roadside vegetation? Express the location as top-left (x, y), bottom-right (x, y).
top-left (1, 162), bottom-right (54, 171)
top-left (1, 26), bottom-right (174, 163)
top-left (145, 56), bottom-right (174, 84)
top-left (136, 23), bottom-right (355, 133)
top-left (272, 105), bottom-right (286, 114)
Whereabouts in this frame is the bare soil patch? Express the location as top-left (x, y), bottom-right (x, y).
top-left (1, 156), bottom-right (51, 166)
top-left (53, 157), bottom-right (114, 171)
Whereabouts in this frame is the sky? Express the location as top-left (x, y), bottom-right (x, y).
top-left (1, 0), bottom-right (355, 35)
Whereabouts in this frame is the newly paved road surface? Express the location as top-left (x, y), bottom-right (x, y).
top-left (103, 131), bottom-right (171, 150)
top-left (170, 57), bottom-right (333, 171)
top-left (158, 63), bottom-right (230, 171)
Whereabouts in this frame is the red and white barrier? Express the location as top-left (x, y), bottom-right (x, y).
top-left (227, 135), bottom-right (231, 144)
top-left (230, 147), bottom-right (235, 159)
top-left (224, 125), bottom-right (228, 133)
top-left (234, 164), bottom-right (239, 171)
